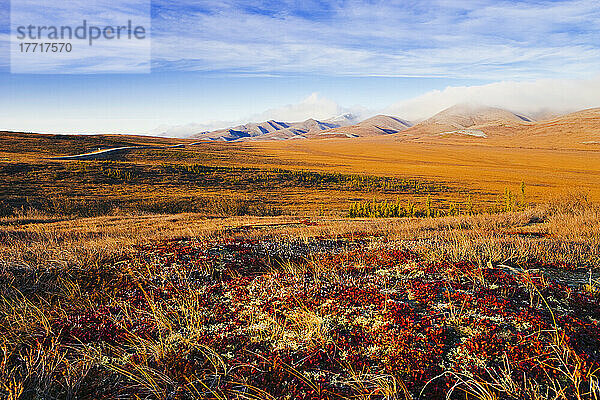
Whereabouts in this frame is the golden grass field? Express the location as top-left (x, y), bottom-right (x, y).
top-left (4, 126), bottom-right (599, 215)
top-left (244, 137), bottom-right (600, 204)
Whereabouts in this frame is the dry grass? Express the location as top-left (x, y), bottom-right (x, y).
top-left (243, 138), bottom-right (600, 203)
top-left (2, 193), bottom-right (599, 274)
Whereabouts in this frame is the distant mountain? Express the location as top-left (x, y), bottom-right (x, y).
top-left (395, 105), bottom-right (600, 149)
top-left (314, 115), bottom-right (413, 138)
top-left (381, 104), bottom-right (534, 142)
top-left (352, 115), bottom-right (412, 134)
top-left (415, 104), bottom-right (532, 132)
top-left (325, 113), bottom-right (361, 125)
top-left (480, 107), bottom-right (600, 148)
top-left (190, 113), bottom-right (360, 141)
top-left (191, 120), bottom-right (292, 141)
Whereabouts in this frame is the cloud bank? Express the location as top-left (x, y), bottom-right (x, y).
top-left (7, 0), bottom-right (151, 73)
top-left (386, 76), bottom-right (600, 120)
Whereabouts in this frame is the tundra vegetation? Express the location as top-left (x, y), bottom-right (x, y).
top-left (0, 132), bottom-right (599, 399)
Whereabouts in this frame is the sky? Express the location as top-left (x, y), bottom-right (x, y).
top-left (1, 0), bottom-right (600, 136)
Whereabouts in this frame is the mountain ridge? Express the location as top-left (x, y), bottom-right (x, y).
top-left (190, 113), bottom-right (361, 141)
top-left (188, 105), bottom-right (600, 146)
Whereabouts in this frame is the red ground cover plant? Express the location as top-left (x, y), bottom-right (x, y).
top-left (21, 236), bottom-right (600, 398)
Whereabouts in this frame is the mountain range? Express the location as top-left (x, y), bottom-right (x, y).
top-left (189, 104), bottom-right (600, 147)
top-left (191, 113), bottom-right (359, 141)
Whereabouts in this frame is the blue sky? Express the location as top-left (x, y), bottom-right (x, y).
top-left (1, 0), bottom-right (600, 135)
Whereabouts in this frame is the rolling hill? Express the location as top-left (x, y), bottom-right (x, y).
top-left (191, 114), bottom-right (359, 141)
top-left (401, 104), bottom-right (535, 139)
top-left (400, 106), bottom-right (600, 149)
top-left (479, 107), bottom-right (600, 148)
top-left (315, 115), bottom-right (413, 138)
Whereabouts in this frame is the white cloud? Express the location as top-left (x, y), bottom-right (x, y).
top-left (252, 93), bottom-right (342, 121)
top-left (8, 0), bottom-right (150, 73)
top-left (385, 76), bottom-right (600, 120)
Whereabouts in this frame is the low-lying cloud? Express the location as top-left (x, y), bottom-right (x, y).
top-left (385, 76), bottom-right (600, 120)
top-left (252, 93), bottom-right (343, 122)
